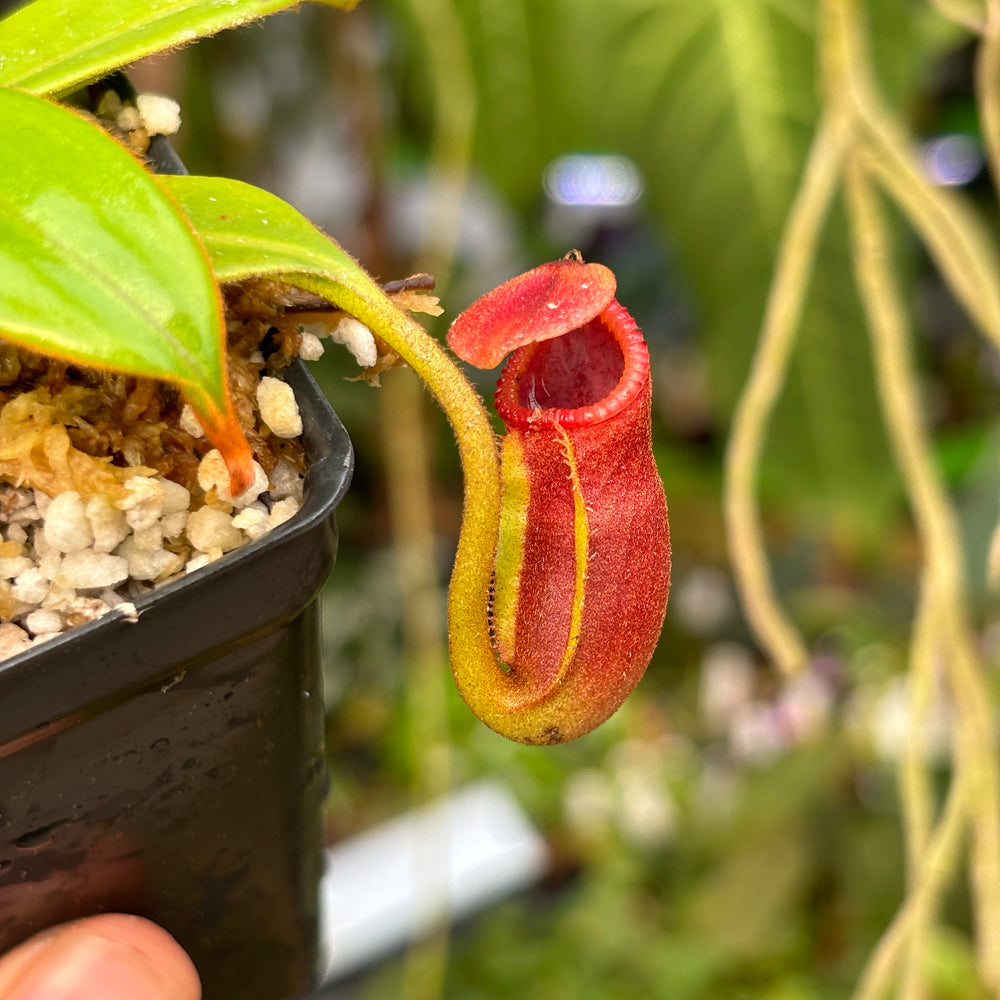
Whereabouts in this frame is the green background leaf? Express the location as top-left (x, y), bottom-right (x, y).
top-left (0, 88), bottom-right (229, 421)
top-left (0, 0), bottom-right (360, 97)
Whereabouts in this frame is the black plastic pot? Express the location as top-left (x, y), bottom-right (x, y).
top-left (0, 362), bottom-right (352, 999)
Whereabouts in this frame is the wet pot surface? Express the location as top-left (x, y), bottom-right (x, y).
top-left (0, 363), bottom-right (352, 1000)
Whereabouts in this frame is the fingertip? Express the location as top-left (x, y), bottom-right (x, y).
top-left (75, 914), bottom-right (201, 998)
top-left (0, 913), bottom-right (201, 1000)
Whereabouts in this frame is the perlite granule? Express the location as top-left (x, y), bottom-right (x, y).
top-left (0, 452), bottom-right (304, 658)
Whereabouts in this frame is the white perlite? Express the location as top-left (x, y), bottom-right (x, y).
top-left (267, 458), bottom-right (305, 502)
top-left (297, 331), bottom-right (325, 361)
top-left (86, 495), bottom-right (130, 553)
top-left (135, 94), bottom-right (182, 136)
top-left (256, 377), bottom-right (303, 439)
top-left (231, 504), bottom-right (270, 541)
top-left (178, 404), bottom-right (205, 438)
top-left (0, 622), bottom-right (31, 658)
top-left (55, 551), bottom-right (130, 590)
top-left (185, 506), bottom-right (244, 554)
top-left (44, 491), bottom-right (94, 553)
top-left (330, 316), bottom-right (378, 368)
top-left (24, 608), bottom-right (62, 637)
top-left (197, 450), bottom-right (269, 507)
top-left (0, 459), bottom-right (304, 657)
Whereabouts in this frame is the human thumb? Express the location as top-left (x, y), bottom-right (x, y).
top-left (0, 913), bottom-right (201, 1000)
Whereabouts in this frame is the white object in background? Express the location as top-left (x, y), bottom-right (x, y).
top-left (318, 780), bottom-right (549, 984)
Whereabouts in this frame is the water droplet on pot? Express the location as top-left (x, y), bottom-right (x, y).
top-left (13, 819), bottom-right (70, 851)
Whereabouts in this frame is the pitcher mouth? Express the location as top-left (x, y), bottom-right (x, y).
top-left (495, 300), bottom-right (650, 429)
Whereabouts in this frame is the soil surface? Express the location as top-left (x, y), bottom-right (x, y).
top-left (0, 279), bottom-right (318, 659)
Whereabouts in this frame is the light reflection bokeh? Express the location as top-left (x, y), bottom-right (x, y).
top-left (543, 153), bottom-right (644, 206)
top-left (919, 133), bottom-right (983, 186)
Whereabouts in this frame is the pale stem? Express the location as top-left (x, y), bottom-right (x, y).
top-left (844, 154), bottom-right (945, 1000)
top-left (977, 1), bottom-right (1000, 199)
top-left (830, 1), bottom-right (1000, 985)
top-left (827, 0), bottom-right (1000, 347)
top-left (900, 591), bottom-right (937, 869)
top-left (844, 153), bottom-right (1000, 992)
top-left (897, 589), bottom-right (939, 1000)
top-left (926, 0), bottom-right (987, 31)
top-left (973, 0), bottom-right (1000, 582)
top-left (848, 767), bottom-right (969, 1000)
top-left (722, 111), bottom-right (848, 676)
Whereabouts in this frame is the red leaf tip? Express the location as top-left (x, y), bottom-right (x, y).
top-left (193, 405), bottom-right (256, 497)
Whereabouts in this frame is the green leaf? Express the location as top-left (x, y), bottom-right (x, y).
top-left (165, 173), bottom-right (495, 515)
top-left (0, 88), bottom-right (231, 431)
top-left (160, 173), bottom-right (384, 299)
top-left (0, 0), bottom-right (360, 98)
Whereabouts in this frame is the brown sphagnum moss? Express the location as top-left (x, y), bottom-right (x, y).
top-left (0, 278), bottom-right (322, 658)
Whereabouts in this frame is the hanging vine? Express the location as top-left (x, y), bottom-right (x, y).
top-left (724, 0), bottom-right (1000, 994)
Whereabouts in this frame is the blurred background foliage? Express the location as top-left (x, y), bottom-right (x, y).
top-left (133, 1), bottom-right (1000, 996)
